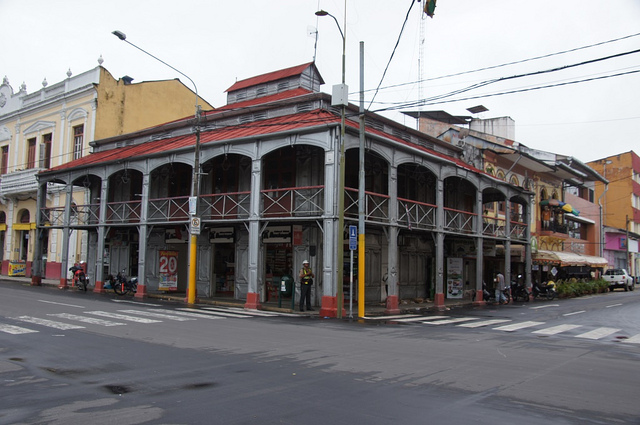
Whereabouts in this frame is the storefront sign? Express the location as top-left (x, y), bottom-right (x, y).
top-left (210, 227), bottom-right (235, 243)
top-left (158, 250), bottom-right (178, 291)
top-left (293, 225), bottom-right (303, 246)
top-left (263, 226), bottom-right (291, 243)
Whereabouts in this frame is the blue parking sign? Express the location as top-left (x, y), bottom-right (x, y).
top-left (349, 225), bottom-right (357, 251)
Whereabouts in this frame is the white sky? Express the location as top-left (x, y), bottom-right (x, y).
top-left (1, 0), bottom-right (639, 163)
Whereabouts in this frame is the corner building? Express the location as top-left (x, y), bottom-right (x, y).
top-left (34, 63), bottom-right (531, 316)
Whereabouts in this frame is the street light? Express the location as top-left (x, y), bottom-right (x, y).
top-left (112, 30), bottom-right (201, 304)
top-left (315, 7), bottom-right (346, 318)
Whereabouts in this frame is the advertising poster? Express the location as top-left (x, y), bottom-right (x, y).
top-left (447, 257), bottom-right (463, 299)
top-left (159, 250), bottom-right (178, 291)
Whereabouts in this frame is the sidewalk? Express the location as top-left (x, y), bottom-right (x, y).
top-left (3, 276), bottom-right (477, 318)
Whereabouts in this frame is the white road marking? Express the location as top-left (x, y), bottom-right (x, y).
top-left (575, 327), bottom-right (620, 340)
top-left (391, 316), bottom-right (448, 323)
top-left (532, 324), bottom-right (582, 335)
top-left (458, 319), bottom-right (511, 328)
top-left (38, 300), bottom-right (84, 308)
top-left (0, 324), bottom-right (39, 334)
top-left (12, 316), bottom-right (85, 330)
top-left (111, 299), bottom-right (161, 307)
top-left (151, 309), bottom-right (224, 320)
top-left (494, 321), bottom-right (545, 332)
top-left (422, 317), bottom-right (478, 325)
top-left (178, 308), bottom-right (250, 318)
top-left (622, 334), bottom-right (640, 344)
top-left (563, 311), bottom-right (585, 316)
top-left (117, 309), bottom-right (195, 321)
top-left (85, 311), bottom-right (161, 323)
top-left (605, 304), bottom-right (623, 308)
top-left (530, 305), bottom-right (559, 310)
top-left (223, 307), bottom-right (299, 317)
top-left (202, 307), bottom-right (271, 316)
top-left (364, 314), bottom-right (422, 320)
top-left (48, 313), bottom-right (125, 327)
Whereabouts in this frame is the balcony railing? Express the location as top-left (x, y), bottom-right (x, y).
top-left (344, 187), bottom-right (389, 224)
top-left (202, 191), bottom-right (251, 219)
top-left (0, 168), bottom-right (41, 197)
top-left (398, 198), bottom-right (436, 230)
top-left (261, 185), bottom-right (324, 217)
top-left (37, 185), bottom-right (528, 241)
top-left (444, 207), bottom-right (475, 234)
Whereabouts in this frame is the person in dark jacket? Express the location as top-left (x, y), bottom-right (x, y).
top-left (298, 260), bottom-right (314, 311)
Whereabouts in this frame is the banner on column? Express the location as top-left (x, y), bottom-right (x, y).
top-left (159, 250), bottom-right (179, 291)
top-left (446, 257), bottom-right (463, 299)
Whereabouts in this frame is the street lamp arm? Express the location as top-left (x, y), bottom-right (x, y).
top-left (315, 10), bottom-right (344, 41)
top-left (111, 30), bottom-right (199, 114)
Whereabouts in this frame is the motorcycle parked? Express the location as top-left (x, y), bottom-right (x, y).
top-left (69, 263), bottom-right (88, 292)
top-left (108, 269), bottom-right (138, 296)
top-left (532, 280), bottom-right (557, 300)
top-left (482, 281), bottom-right (510, 304)
top-left (510, 275), bottom-right (530, 302)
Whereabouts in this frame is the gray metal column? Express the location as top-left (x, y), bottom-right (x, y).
top-left (385, 164), bottom-right (400, 314)
top-left (94, 179), bottom-right (109, 292)
top-left (434, 177), bottom-right (445, 307)
top-left (245, 157), bottom-right (262, 309)
top-left (135, 172), bottom-right (150, 298)
top-left (31, 181), bottom-right (47, 285)
top-left (58, 183), bottom-right (73, 289)
top-left (475, 189), bottom-right (484, 301)
top-left (504, 199), bottom-right (511, 286)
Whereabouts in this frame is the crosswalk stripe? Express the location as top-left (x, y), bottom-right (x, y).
top-left (575, 327), bottom-right (620, 340)
top-left (177, 308), bottom-right (250, 318)
top-left (532, 324), bottom-right (582, 335)
top-left (0, 324), bottom-right (39, 334)
top-left (622, 334), bottom-right (640, 344)
top-left (223, 307), bottom-right (299, 317)
top-left (494, 321), bottom-right (545, 332)
top-left (423, 317), bottom-right (478, 325)
top-left (365, 314), bottom-right (422, 320)
top-left (86, 311), bottom-right (162, 323)
top-left (152, 309), bottom-right (224, 320)
top-left (391, 316), bottom-right (448, 323)
top-left (117, 309), bottom-right (196, 321)
top-left (202, 307), bottom-right (277, 317)
top-left (13, 316), bottom-right (85, 330)
top-left (48, 313), bottom-right (126, 327)
top-left (458, 319), bottom-right (511, 328)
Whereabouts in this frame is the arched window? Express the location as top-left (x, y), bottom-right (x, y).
top-left (20, 210), bottom-right (30, 223)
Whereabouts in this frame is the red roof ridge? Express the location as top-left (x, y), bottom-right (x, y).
top-left (225, 62), bottom-right (316, 93)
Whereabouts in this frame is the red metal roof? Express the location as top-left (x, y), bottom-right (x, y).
top-left (225, 62), bottom-right (316, 93)
top-left (213, 87), bottom-right (313, 112)
top-left (45, 107), bottom-right (480, 177)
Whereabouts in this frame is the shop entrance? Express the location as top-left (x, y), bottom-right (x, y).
top-left (265, 243), bottom-right (293, 302)
top-left (212, 243), bottom-right (235, 297)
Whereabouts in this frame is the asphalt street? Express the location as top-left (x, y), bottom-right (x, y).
top-left (2, 282), bottom-right (640, 424)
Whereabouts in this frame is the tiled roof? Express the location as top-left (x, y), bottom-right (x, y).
top-left (225, 62), bottom-right (316, 93)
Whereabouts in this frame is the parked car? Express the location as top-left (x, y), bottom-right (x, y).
top-left (603, 269), bottom-right (634, 292)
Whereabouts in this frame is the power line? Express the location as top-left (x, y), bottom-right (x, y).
top-left (359, 31), bottom-right (640, 96)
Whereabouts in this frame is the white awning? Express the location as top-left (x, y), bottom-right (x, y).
top-left (533, 250), bottom-right (608, 267)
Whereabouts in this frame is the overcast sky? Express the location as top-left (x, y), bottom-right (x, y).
top-left (2, 0), bottom-right (639, 163)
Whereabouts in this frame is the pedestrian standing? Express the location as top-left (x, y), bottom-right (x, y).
top-left (299, 260), bottom-right (314, 312)
top-left (495, 272), bottom-right (507, 304)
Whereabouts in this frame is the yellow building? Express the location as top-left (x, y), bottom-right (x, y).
top-left (0, 63), bottom-right (212, 280)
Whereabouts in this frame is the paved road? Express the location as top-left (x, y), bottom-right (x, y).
top-left (1, 283), bottom-right (639, 424)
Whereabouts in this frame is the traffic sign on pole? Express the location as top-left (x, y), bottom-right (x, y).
top-left (349, 225), bottom-right (357, 251)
